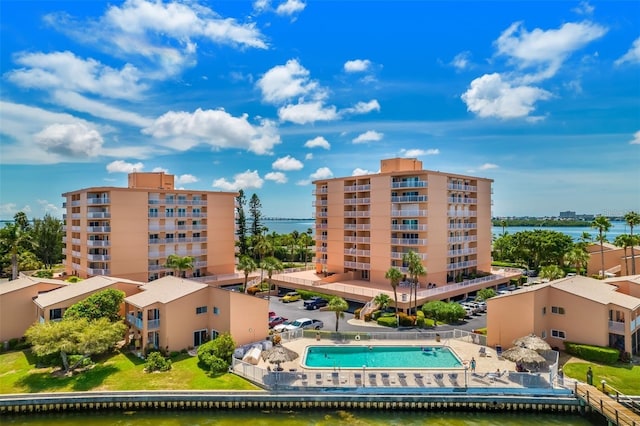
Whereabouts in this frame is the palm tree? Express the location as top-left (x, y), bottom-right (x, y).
top-left (539, 264), bottom-right (565, 281)
top-left (373, 293), bottom-right (391, 311)
top-left (165, 254), bottom-right (194, 278)
top-left (403, 250), bottom-right (426, 315)
top-left (613, 234), bottom-right (634, 276)
top-left (328, 296), bottom-right (349, 332)
top-left (385, 267), bottom-right (402, 321)
top-left (298, 232), bottom-right (312, 268)
top-left (0, 212), bottom-right (32, 280)
top-left (238, 255), bottom-right (257, 293)
top-left (253, 233), bottom-right (272, 284)
top-left (500, 219), bottom-right (507, 236)
top-left (565, 245), bottom-right (590, 276)
top-left (591, 216), bottom-right (611, 278)
top-left (624, 211), bottom-right (640, 275)
top-left (261, 256), bottom-right (283, 300)
top-left (289, 230), bottom-right (300, 262)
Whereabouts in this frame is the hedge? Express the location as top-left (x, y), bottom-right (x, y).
top-left (564, 341), bottom-right (619, 364)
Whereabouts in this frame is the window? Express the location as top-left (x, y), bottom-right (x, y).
top-left (542, 307), bottom-right (547, 315)
top-left (541, 330), bottom-right (547, 339)
top-left (196, 306), bottom-right (207, 314)
top-left (49, 308), bottom-right (63, 321)
top-left (213, 307), bottom-right (220, 315)
top-left (551, 329), bottom-right (566, 339)
top-left (551, 306), bottom-right (565, 315)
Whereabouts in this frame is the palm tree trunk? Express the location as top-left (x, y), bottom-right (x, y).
top-left (599, 231), bottom-right (605, 278)
top-left (623, 247), bottom-right (629, 275)
top-left (631, 226), bottom-right (636, 275)
top-left (11, 252), bottom-right (18, 280)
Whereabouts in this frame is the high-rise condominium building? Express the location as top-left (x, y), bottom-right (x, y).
top-left (313, 158), bottom-right (494, 286)
top-left (62, 172), bottom-right (237, 282)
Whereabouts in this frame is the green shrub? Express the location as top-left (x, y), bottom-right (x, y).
top-left (68, 354), bottom-right (93, 368)
top-left (145, 351), bottom-right (172, 372)
top-left (170, 351), bottom-right (181, 358)
top-left (377, 316), bottom-right (397, 327)
top-left (207, 355), bottom-right (229, 374)
top-left (33, 269), bottom-right (53, 278)
top-left (371, 310), bottom-right (382, 320)
top-left (354, 308), bottom-right (362, 319)
top-left (197, 333), bottom-right (235, 372)
top-left (416, 311), bottom-right (425, 328)
top-left (66, 276), bottom-right (82, 283)
top-left (564, 342), bottom-right (619, 364)
top-left (247, 286), bottom-right (261, 295)
top-left (397, 312), bottom-right (415, 326)
top-left (363, 313), bottom-right (372, 322)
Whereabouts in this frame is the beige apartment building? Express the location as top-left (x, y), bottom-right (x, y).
top-left (62, 172), bottom-right (237, 282)
top-left (486, 275), bottom-right (640, 356)
top-left (312, 158), bottom-right (494, 289)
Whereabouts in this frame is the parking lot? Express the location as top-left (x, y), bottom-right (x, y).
top-left (268, 294), bottom-right (487, 334)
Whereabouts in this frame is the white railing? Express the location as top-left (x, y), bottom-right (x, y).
top-left (87, 254), bottom-right (110, 261)
top-left (448, 223), bottom-right (477, 230)
top-left (344, 249), bottom-right (371, 257)
top-left (344, 236), bottom-right (370, 243)
top-left (447, 183), bottom-right (477, 191)
top-left (608, 320), bottom-right (626, 334)
top-left (391, 238), bottom-right (427, 245)
top-left (446, 260), bottom-right (478, 271)
top-left (312, 200), bottom-right (328, 206)
top-left (391, 210), bottom-right (427, 217)
top-left (344, 261), bottom-right (370, 270)
top-left (87, 198), bottom-right (110, 204)
top-left (344, 184), bottom-right (371, 192)
top-left (448, 197), bottom-right (477, 204)
top-left (391, 195), bottom-right (428, 203)
top-left (448, 235), bottom-right (477, 243)
top-left (391, 252), bottom-right (427, 260)
top-left (344, 211), bottom-right (370, 217)
top-left (87, 212), bottom-right (111, 218)
top-left (87, 226), bottom-right (111, 232)
top-left (391, 224), bottom-right (427, 231)
top-left (447, 248), bottom-right (477, 256)
top-left (447, 211), bottom-right (477, 217)
top-left (87, 240), bottom-right (109, 247)
top-left (391, 180), bottom-right (427, 188)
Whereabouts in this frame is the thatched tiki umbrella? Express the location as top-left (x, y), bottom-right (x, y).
top-left (513, 333), bottom-right (551, 352)
top-left (502, 346), bottom-right (546, 372)
top-left (262, 344), bottom-right (299, 371)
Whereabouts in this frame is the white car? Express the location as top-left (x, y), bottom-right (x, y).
top-left (274, 317), bottom-right (324, 332)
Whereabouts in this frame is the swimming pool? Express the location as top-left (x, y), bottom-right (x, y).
top-left (302, 345), bottom-right (463, 369)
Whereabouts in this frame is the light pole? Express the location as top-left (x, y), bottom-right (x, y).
top-left (362, 365), bottom-right (366, 388)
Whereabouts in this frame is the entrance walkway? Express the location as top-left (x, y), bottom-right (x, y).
top-left (574, 382), bottom-right (640, 426)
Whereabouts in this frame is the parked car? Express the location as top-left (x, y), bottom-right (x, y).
top-left (281, 292), bottom-right (301, 303)
top-left (268, 311), bottom-right (276, 318)
top-left (304, 296), bottom-right (328, 310)
top-left (268, 316), bottom-right (288, 328)
top-left (274, 317), bottom-right (324, 332)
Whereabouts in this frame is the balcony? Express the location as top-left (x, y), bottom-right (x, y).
top-left (448, 223), bottom-right (477, 230)
top-left (87, 212), bottom-right (111, 219)
top-left (344, 249), bottom-right (371, 257)
top-left (344, 236), bottom-right (370, 243)
top-left (87, 267), bottom-right (111, 275)
top-left (87, 226), bottom-right (111, 232)
top-left (87, 240), bottom-right (110, 247)
top-left (608, 320), bottom-right (626, 334)
top-left (318, 235), bottom-right (328, 241)
top-left (391, 252), bottom-right (427, 260)
top-left (313, 200), bottom-right (328, 207)
top-left (391, 210), bottom-right (427, 217)
top-left (447, 211), bottom-right (477, 217)
top-left (448, 235), bottom-right (478, 243)
top-left (87, 198), bottom-right (110, 205)
top-left (71, 200), bottom-right (82, 207)
top-left (87, 254), bottom-right (110, 261)
top-left (314, 258), bottom-right (327, 264)
top-left (148, 318), bottom-right (161, 330)
top-left (392, 180), bottom-right (427, 188)
top-left (448, 197), bottom-right (477, 204)
top-left (447, 248), bottom-right (477, 256)
top-left (344, 224), bottom-right (370, 230)
top-left (446, 260), bottom-right (478, 271)
top-left (448, 183), bottom-right (477, 191)
top-left (312, 187), bottom-right (328, 195)
top-left (315, 212), bottom-right (328, 217)
top-left (148, 264), bottom-right (166, 271)
top-left (344, 198), bottom-right (371, 205)
top-left (391, 224), bottom-right (427, 231)
top-left (391, 238), bottom-right (427, 246)
top-left (72, 226), bottom-right (81, 232)
top-left (391, 195), bottom-right (428, 203)
top-left (344, 184), bottom-right (371, 192)
top-left (344, 261), bottom-right (370, 270)
top-left (344, 210), bottom-right (370, 217)
top-left (316, 223), bottom-right (328, 229)
top-left (194, 261), bottom-right (207, 268)
top-left (71, 213), bottom-right (81, 219)
top-left (317, 246), bottom-right (327, 252)
top-left (126, 313), bottom-right (143, 329)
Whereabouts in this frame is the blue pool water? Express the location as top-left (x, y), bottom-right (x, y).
top-left (303, 345), bottom-right (463, 369)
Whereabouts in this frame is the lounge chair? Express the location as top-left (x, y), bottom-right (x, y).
top-left (478, 346), bottom-right (487, 357)
top-left (315, 373), bottom-right (323, 385)
top-left (496, 345), bottom-right (503, 359)
top-left (368, 373), bottom-right (377, 386)
top-left (354, 373), bottom-right (363, 386)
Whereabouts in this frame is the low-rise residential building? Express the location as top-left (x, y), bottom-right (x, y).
top-left (587, 242), bottom-right (640, 277)
top-left (124, 276), bottom-right (268, 351)
top-left (487, 275), bottom-right (640, 356)
top-left (0, 276), bottom-right (68, 344)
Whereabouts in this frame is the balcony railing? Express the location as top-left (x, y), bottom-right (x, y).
top-left (391, 210), bottom-right (427, 217)
top-left (344, 198), bottom-right (371, 205)
top-left (87, 254), bottom-right (110, 261)
top-left (312, 200), bottom-right (328, 206)
top-left (87, 198), bottom-right (110, 204)
top-left (344, 184), bottom-right (371, 192)
top-left (608, 320), bottom-right (626, 334)
top-left (87, 240), bottom-right (110, 247)
top-left (391, 252), bottom-right (427, 260)
top-left (344, 249), bottom-right (371, 257)
top-left (126, 313), bottom-right (143, 329)
top-left (148, 264), bottom-right (165, 270)
top-left (391, 224), bottom-right (427, 231)
top-left (447, 211), bottom-right (477, 217)
top-left (448, 197), bottom-right (477, 204)
top-left (344, 236), bottom-right (370, 243)
top-left (87, 226), bottom-right (111, 232)
top-left (344, 224), bottom-right (370, 230)
top-left (391, 180), bottom-right (427, 188)
top-left (448, 235), bottom-right (478, 243)
top-left (148, 319), bottom-right (160, 330)
top-left (446, 260), bottom-right (478, 271)
top-left (447, 183), bottom-right (477, 191)
top-left (344, 261), bottom-right (370, 270)
top-left (314, 212), bottom-right (328, 217)
top-left (314, 258), bottom-right (327, 264)
top-left (447, 248), bottom-right (477, 256)
top-left (312, 187), bottom-right (328, 195)
top-left (391, 238), bottom-right (427, 246)
top-left (318, 235), bottom-right (328, 241)
top-left (448, 223), bottom-right (477, 230)
top-left (87, 212), bottom-right (111, 218)
top-left (344, 211), bottom-right (370, 217)
top-left (317, 246), bottom-right (327, 252)
top-left (316, 223), bottom-right (328, 229)
top-left (87, 267), bottom-right (111, 275)
top-left (391, 195), bottom-right (428, 203)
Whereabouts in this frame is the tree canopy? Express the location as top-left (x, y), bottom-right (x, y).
top-left (63, 288), bottom-right (125, 322)
top-left (492, 229), bottom-right (574, 270)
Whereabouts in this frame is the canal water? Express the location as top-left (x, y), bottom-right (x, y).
top-left (2, 409), bottom-right (606, 425)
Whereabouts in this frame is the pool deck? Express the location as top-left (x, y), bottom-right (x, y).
top-left (253, 336), bottom-right (546, 390)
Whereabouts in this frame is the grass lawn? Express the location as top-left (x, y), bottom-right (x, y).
top-left (0, 350), bottom-right (260, 394)
top-left (562, 360), bottom-right (640, 395)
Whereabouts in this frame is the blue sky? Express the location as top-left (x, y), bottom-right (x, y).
top-left (1, 0), bottom-right (638, 220)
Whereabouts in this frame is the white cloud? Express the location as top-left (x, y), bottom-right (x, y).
top-left (573, 1), bottom-right (595, 15)
top-left (352, 130), bottom-right (383, 144)
top-left (480, 163), bottom-right (499, 170)
top-left (265, 171), bottom-right (287, 183)
top-left (212, 170), bottom-right (263, 191)
top-left (276, 0), bottom-right (306, 16)
top-left (304, 136), bottom-right (331, 150)
top-left (37, 199), bottom-right (60, 215)
top-left (305, 153), bottom-right (313, 160)
top-left (106, 160), bottom-right (144, 173)
top-left (176, 174), bottom-right (199, 184)
top-left (342, 100), bottom-right (381, 115)
top-left (630, 131), bottom-right (640, 145)
top-left (310, 167), bottom-right (333, 180)
top-left (451, 52), bottom-right (472, 70)
top-left (257, 59), bottom-right (319, 104)
top-left (6, 51), bottom-right (147, 100)
top-left (461, 73), bottom-right (552, 119)
top-left (35, 123), bottom-right (104, 158)
top-left (278, 101), bottom-right (339, 124)
top-left (615, 37), bottom-right (640, 66)
top-left (51, 90), bottom-right (153, 127)
top-left (352, 168), bottom-right (375, 176)
top-left (253, 0), bottom-right (270, 13)
top-left (495, 21), bottom-right (607, 83)
top-left (0, 203), bottom-right (31, 218)
top-left (400, 148), bottom-right (440, 157)
top-left (272, 155), bottom-right (303, 171)
top-left (143, 108), bottom-right (280, 155)
top-left (344, 59), bottom-right (372, 73)
top-left (152, 167), bottom-right (169, 173)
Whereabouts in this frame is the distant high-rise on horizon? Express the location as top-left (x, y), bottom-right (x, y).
top-left (312, 158), bottom-right (494, 286)
top-left (62, 172), bottom-right (237, 282)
